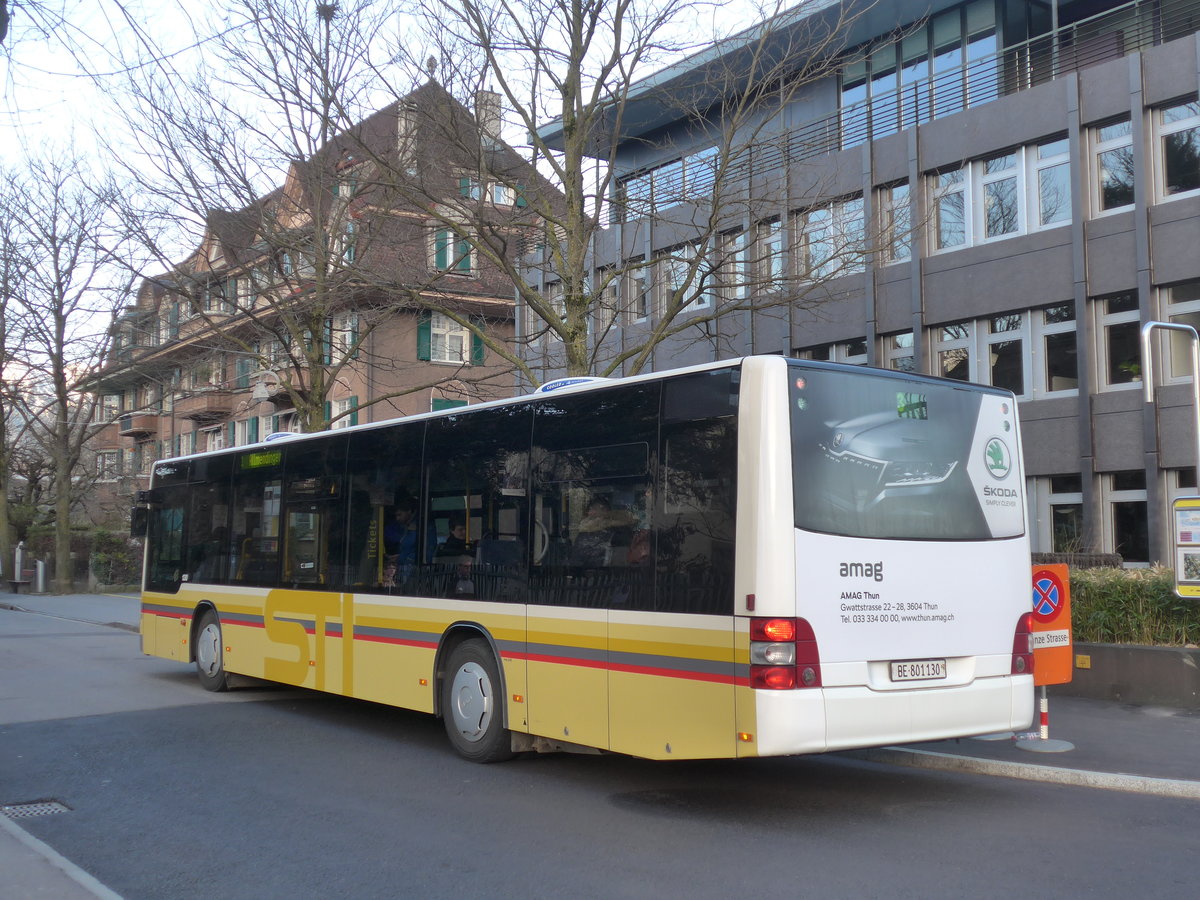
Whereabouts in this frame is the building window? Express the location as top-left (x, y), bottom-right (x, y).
top-left (798, 338), bottom-right (868, 365)
top-left (1106, 470), bottom-right (1149, 564)
top-left (1034, 138), bottom-right (1071, 226)
top-left (933, 169), bottom-right (967, 249)
top-left (330, 396), bottom-right (359, 430)
top-left (1094, 118), bottom-right (1134, 212)
top-left (96, 451), bottom-right (120, 481)
top-left (838, 0), bottom-right (997, 149)
top-left (934, 321), bottom-right (973, 380)
top-left (718, 230), bottom-right (747, 302)
top-left (1048, 475), bottom-right (1084, 554)
top-left (755, 218), bottom-right (785, 290)
top-left (492, 182), bottom-right (514, 206)
top-left (929, 314), bottom-right (1030, 396)
top-left (458, 176), bottom-right (482, 201)
top-left (614, 146), bottom-right (719, 221)
top-left (1164, 279), bottom-right (1200, 381)
top-left (931, 140), bottom-right (1071, 252)
top-left (881, 331), bottom-right (915, 371)
top-left (657, 243), bottom-right (717, 312)
top-left (204, 428), bottom-right (224, 453)
top-left (431, 227), bottom-right (472, 274)
top-left (985, 313), bottom-right (1027, 395)
top-left (1034, 301), bottom-right (1078, 395)
top-left (1096, 290), bottom-right (1141, 388)
top-left (331, 313), bottom-right (360, 360)
top-left (879, 183), bottom-right (911, 264)
top-left (1158, 99), bottom-right (1200, 198)
top-left (427, 312), bottom-right (471, 364)
top-left (981, 152), bottom-right (1020, 238)
top-left (796, 196), bottom-right (864, 279)
top-left (622, 260), bottom-right (651, 325)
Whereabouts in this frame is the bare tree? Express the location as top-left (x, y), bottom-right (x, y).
top-left (99, 0), bottom-right (540, 432)
top-left (397, 0), bottom-right (878, 380)
top-left (7, 155), bottom-right (123, 591)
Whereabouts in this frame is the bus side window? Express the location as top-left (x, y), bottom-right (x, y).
top-left (657, 419), bottom-right (737, 615)
top-left (531, 383), bottom-right (659, 609)
top-left (425, 405), bottom-right (531, 602)
top-left (229, 453), bottom-right (283, 587)
top-left (346, 426), bottom-right (424, 593)
top-left (146, 489), bottom-right (187, 593)
top-left (282, 436), bottom-right (348, 589)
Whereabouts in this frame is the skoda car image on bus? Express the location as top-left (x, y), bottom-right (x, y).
top-left (137, 355), bottom-right (1034, 761)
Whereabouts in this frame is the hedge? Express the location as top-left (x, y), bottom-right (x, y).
top-left (1069, 566), bottom-right (1200, 647)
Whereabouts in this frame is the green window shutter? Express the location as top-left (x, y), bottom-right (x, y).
top-left (228, 421), bottom-right (236, 446)
top-left (322, 318), bottom-right (333, 365)
top-left (470, 316), bottom-right (485, 365)
top-left (434, 229), bottom-right (449, 270)
top-left (432, 398), bottom-right (468, 412)
top-left (349, 395), bottom-right (359, 427)
top-left (515, 183), bottom-right (528, 208)
top-left (173, 435), bottom-right (181, 456)
top-left (248, 416), bottom-right (259, 443)
top-left (459, 176), bottom-right (471, 198)
top-left (235, 358), bottom-right (251, 389)
top-left (271, 415), bottom-right (281, 433)
top-left (324, 401), bottom-right (332, 425)
top-left (168, 302), bottom-right (179, 338)
top-left (455, 236), bottom-right (472, 273)
top-left (417, 311), bottom-right (432, 360)
top-left (349, 315), bottom-right (360, 359)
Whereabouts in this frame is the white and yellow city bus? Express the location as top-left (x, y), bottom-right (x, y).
top-left (137, 355), bottom-right (1034, 762)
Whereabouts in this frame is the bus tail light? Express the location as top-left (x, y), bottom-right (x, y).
top-left (749, 617), bottom-right (822, 690)
top-left (1011, 613), bottom-right (1034, 675)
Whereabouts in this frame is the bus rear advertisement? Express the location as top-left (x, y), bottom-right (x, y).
top-left (137, 355), bottom-right (1034, 762)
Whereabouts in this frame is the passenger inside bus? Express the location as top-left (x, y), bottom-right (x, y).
top-left (435, 513), bottom-right (472, 559)
top-left (569, 497), bottom-right (635, 568)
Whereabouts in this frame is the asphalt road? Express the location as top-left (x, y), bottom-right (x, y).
top-left (2, 606), bottom-right (1197, 899)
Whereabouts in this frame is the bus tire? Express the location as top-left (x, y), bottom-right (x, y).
top-left (194, 610), bottom-right (230, 692)
top-left (442, 639), bottom-right (514, 763)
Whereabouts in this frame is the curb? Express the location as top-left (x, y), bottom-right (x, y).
top-left (0, 814), bottom-right (124, 899)
top-left (844, 746), bottom-right (1200, 800)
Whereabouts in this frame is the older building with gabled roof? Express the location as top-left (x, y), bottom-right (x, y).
top-left (91, 79), bottom-right (551, 511)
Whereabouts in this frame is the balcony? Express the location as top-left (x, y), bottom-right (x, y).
top-left (175, 390), bottom-right (234, 422)
top-left (117, 414), bottom-right (159, 438)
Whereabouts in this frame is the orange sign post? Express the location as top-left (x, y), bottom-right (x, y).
top-left (1030, 564), bottom-right (1073, 685)
top-left (1019, 564), bottom-right (1074, 752)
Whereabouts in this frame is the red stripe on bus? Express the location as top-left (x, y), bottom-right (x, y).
top-left (354, 633), bottom-right (439, 650)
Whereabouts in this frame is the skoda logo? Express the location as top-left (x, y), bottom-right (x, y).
top-left (984, 438), bottom-right (1011, 479)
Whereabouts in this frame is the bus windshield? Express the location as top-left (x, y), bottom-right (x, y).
top-left (789, 364), bottom-right (1024, 541)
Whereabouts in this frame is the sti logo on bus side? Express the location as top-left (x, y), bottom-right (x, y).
top-left (840, 561), bottom-right (884, 582)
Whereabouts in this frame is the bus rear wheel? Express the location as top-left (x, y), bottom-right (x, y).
top-left (194, 610), bottom-right (230, 692)
top-left (442, 639), bottom-right (514, 763)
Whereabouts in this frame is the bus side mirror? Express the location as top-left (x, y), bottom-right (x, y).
top-left (131, 507), bottom-right (149, 538)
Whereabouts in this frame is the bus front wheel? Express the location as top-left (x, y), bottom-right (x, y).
top-left (441, 639), bottom-right (514, 763)
top-left (194, 610), bottom-right (230, 692)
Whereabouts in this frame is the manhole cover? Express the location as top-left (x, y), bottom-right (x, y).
top-left (2, 800), bottom-right (71, 819)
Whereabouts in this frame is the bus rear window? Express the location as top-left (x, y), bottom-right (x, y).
top-left (789, 365), bottom-right (1021, 541)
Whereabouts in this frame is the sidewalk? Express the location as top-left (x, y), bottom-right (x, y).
top-left (0, 591), bottom-right (140, 631)
top-left (1, 591), bottom-right (138, 898)
top-left (854, 695), bottom-right (1200, 798)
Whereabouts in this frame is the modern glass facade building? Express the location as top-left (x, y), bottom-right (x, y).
top-left (527, 0), bottom-right (1200, 565)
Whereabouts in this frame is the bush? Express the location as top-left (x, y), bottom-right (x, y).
top-left (90, 530), bottom-right (143, 586)
top-left (1069, 566), bottom-right (1200, 646)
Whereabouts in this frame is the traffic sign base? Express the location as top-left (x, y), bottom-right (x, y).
top-left (1015, 736), bottom-right (1075, 753)
top-left (970, 732), bottom-right (1015, 741)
